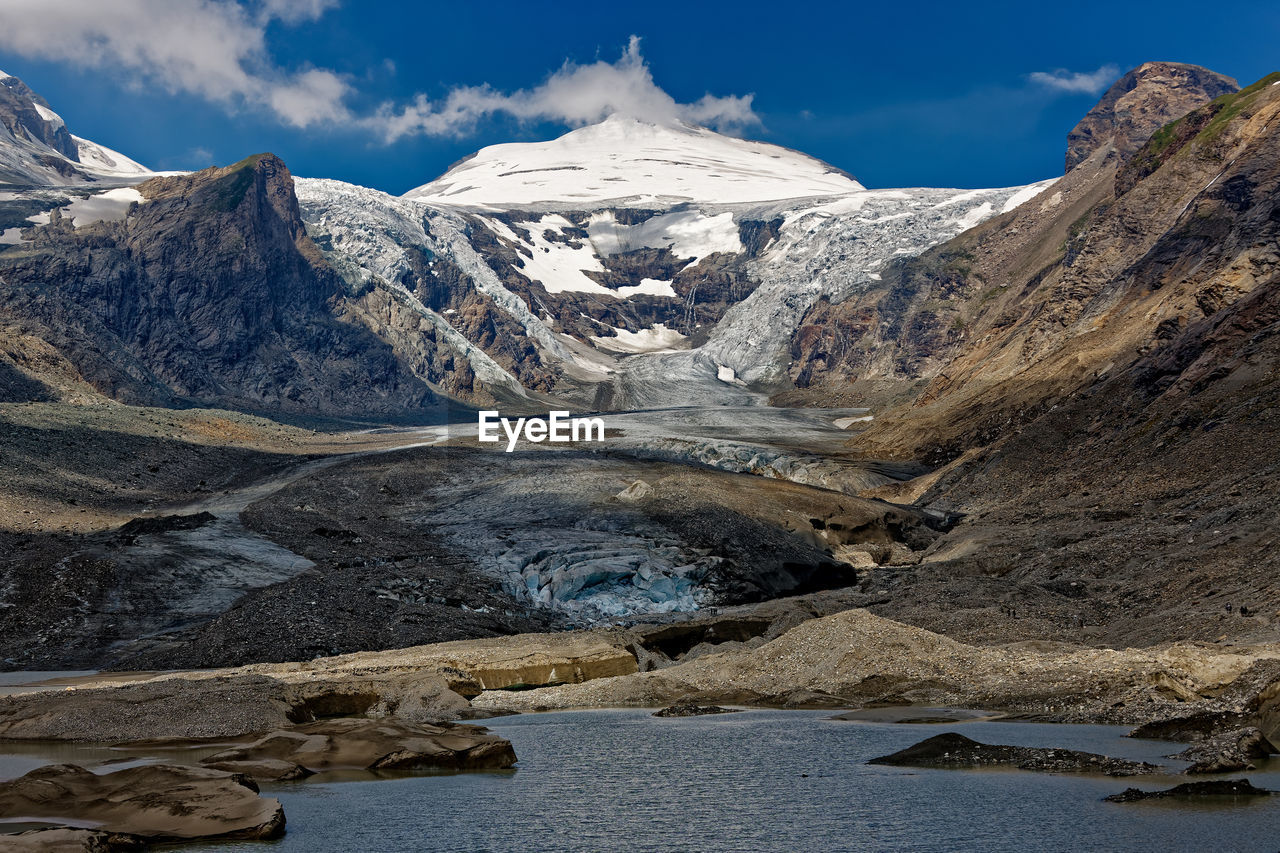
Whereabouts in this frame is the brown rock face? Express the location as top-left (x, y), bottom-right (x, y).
top-left (1064, 61), bottom-right (1238, 171)
top-left (0, 673), bottom-right (470, 742)
top-left (0, 763), bottom-right (284, 843)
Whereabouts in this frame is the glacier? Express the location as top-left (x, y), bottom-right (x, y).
top-left (297, 176), bottom-right (1050, 410)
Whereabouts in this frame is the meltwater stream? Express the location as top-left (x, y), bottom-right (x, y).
top-left (166, 709), bottom-right (1280, 853)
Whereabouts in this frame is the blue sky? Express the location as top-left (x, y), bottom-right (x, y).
top-left (0, 0), bottom-right (1276, 194)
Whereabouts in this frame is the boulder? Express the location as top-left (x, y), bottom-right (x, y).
top-left (869, 732), bottom-right (1158, 777)
top-left (199, 717), bottom-right (516, 778)
top-left (1172, 726), bottom-right (1276, 774)
top-left (616, 480), bottom-right (654, 501)
top-left (0, 764), bottom-right (284, 842)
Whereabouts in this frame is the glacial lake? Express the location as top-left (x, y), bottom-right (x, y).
top-left (3, 708), bottom-right (1278, 851)
top-left (147, 708), bottom-right (1280, 853)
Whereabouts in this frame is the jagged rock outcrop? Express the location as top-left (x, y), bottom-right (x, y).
top-left (0, 154), bottom-right (438, 416)
top-left (1065, 62), bottom-right (1238, 172)
top-left (0, 71), bottom-right (150, 187)
top-left (0, 75), bottom-right (79, 163)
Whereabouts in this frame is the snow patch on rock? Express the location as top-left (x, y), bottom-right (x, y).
top-left (72, 136), bottom-right (152, 177)
top-left (591, 323), bottom-right (687, 353)
top-left (32, 103), bottom-right (63, 128)
top-left (65, 186), bottom-right (143, 226)
top-left (617, 278), bottom-right (676, 298)
top-left (1000, 178), bottom-right (1058, 213)
top-left (587, 209), bottom-right (742, 264)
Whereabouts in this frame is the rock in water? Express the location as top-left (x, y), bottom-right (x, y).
top-left (199, 717), bottom-right (516, 778)
top-left (653, 699), bottom-right (741, 717)
top-left (0, 763), bottom-right (284, 842)
top-left (869, 732), bottom-right (1158, 777)
top-left (0, 828), bottom-right (144, 851)
top-left (1105, 779), bottom-right (1274, 803)
top-left (1172, 726), bottom-right (1277, 774)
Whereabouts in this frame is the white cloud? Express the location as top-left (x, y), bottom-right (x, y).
top-left (1029, 65), bottom-right (1120, 96)
top-left (364, 36), bottom-right (758, 142)
top-left (0, 4), bottom-right (757, 142)
top-left (257, 0), bottom-right (338, 24)
top-left (0, 0), bottom-right (351, 128)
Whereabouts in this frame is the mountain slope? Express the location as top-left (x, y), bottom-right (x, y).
top-left (780, 67), bottom-right (1280, 647)
top-left (0, 70), bottom-right (1048, 414)
top-left (787, 61), bottom-right (1244, 420)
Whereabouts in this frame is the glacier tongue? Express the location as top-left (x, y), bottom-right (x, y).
top-left (584, 183), bottom-right (1050, 407)
top-left (697, 185), bottom-right (1041, 385)
top-left (494, 530), bottom-right (716, 621)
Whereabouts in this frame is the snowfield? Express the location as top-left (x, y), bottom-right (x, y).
top-left (404, 114), bottom-right (865, 208)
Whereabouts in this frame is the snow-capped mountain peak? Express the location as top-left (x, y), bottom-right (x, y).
top-left (403, 114), bottom-right (864, 208)
top-left (0, 71), bottom-right (152, 186)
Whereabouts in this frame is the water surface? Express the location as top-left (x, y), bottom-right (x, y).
top-left (161, 709), bottom-right (1280, 853)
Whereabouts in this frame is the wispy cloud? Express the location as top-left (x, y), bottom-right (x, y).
top-left (365, 36), bottom-right (758, 142)
top-left (256, 0), bottom-right (338, 24)
top-left (1029, 65), bottom-right (1120, 96)
top-left (0, 2), bottom-right (757, 141)
top-left (0, 0), bottom-right (349, 128)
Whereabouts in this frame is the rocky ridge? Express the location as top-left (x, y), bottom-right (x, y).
top-left (1065, 62), bottom-right (1238, 171)
top-left (0, 154), bottom-right (440, 417)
